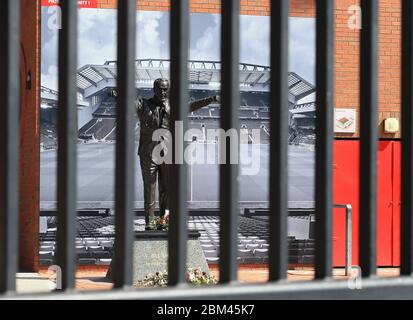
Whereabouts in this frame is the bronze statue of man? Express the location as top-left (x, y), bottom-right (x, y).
top-left (114, 78), bottom-right (219, 230)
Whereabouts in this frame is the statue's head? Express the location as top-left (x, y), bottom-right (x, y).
top-left (153, 78), bottom-right (170, 103)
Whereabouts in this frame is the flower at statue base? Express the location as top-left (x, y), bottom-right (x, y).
top-left (136, 268), bottom-right (217, 288)
top-left (137, 271), bottom-right (169, 288)
top-left (154, 215), bottom-right (169, 231)
top-left (185, 267), bottom-right (217, 286)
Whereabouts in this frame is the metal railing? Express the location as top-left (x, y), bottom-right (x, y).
top-left (1, 0), bottom-right (413, 299)
top-left (333, 204), bottom-right (352, 277)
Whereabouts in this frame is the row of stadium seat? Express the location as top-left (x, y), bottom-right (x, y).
top-left (40, 121), bottom-right (58, 149)
top-left (38, 215), bottom-right (315, 266)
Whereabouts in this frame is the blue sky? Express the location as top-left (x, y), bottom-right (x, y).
top-left (41, 8), bottom-right (315, 92)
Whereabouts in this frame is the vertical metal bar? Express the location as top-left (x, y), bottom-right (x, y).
top-left (401, 0), bottom-right (413, 276)
top-left (333, 204), bottom-right (352, 276)
top-left (269, 0), bottom-right (289, 282)
top-left (219, 0), bottom-right (240, 284)
top-left (113, 0), bottom-right (136, 288)
top-left (56, 0), bottom-right (78, 290)
top-left (0, 0), bottom-right (20, 294)
top-left (314, 0), bottom-right (335, 279)
top-left (168, 0), bottom-right (189, 286)
top-left (359, 0), bottom-right (378, 278)
top-left (346, 205), bottom-right (352, 276)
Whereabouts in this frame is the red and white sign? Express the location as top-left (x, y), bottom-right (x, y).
top-left (41, 0), bottom-right (98, 8)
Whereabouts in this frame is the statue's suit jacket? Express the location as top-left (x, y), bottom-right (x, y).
top-left (135, 96), bottom-right (216, 158)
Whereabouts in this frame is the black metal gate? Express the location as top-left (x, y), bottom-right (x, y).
top-left (1, 0), bottom-right (413, 299)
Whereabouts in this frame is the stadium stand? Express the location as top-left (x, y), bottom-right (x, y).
top-left (239, 109), bottom-right (256, 119)
top-left (43, 60), bottom-right (316, 148)
top-left (78, 118), bottom-right (116, 141)
top-left (78, 119), bottom-right (98, 140)
top-left (92, 118), bottom-right (116, 140)
top-left (258, 109), bottom-right (270, 119)
top-left (77, 90), bottom-right (274, 144)
top-left (38, 213), bottom-right (315, 266)
top-left (40, 121), bottom-right (58, 150)
top-left (105, 127), bottom-right (117, 141)
top-left (210, 107), bottom-right (219, 118)
top-left (93, 106), bottom-right (116, 118)
top-left (240, 91), bottom-right (269, 107)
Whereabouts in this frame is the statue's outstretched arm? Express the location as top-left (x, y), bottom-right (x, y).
top-left (189, 95), bottom-right (220, 113)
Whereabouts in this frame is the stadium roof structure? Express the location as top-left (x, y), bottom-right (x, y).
top-left (290, 102), bottom-right (316, 115)
top-left (288, 72), bottom-right (316, 101)
top-left (41, 85), bottom-right (89, 108)
top-left (41, 86), bottom-right (59, 101)
top-left (76, 59), bottom-right (315, 101)
top-left (40, 86), bottom-right (59, 109)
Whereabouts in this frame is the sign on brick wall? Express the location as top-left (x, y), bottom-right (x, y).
top-left (334, 108), bottom-right (357, 134)
top-left (41, 0), bottom-right (98, 8)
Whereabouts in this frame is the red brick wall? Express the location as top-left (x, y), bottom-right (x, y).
top-left (334, 0), bottom-right (401, 139)
top-left (335, 0), bottom-right (361, 137)
top-left (96, 0), bottom-right (402, 138)
top-left (335, 0), bottom-right (401, 138)
top-left (97, 0), bottom-right (315, 16)
top-left (378, 0), bottom-right (401, 139)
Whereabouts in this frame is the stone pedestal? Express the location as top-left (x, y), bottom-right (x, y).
top-left (106, 231), bottom-right (208, 283)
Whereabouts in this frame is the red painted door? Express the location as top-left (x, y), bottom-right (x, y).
top-left (333, 140), bottom-right (359, 266)
top-left (392, 142), bottom-right (401, 266)
top-left (376, 141), bottom-right (394, 266)
top-left (333, 140), bottom-right (395, 266)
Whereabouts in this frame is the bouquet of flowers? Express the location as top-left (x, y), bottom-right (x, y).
top-left (136, 268), bottom-right (217, 288)
top-left (154, 215), bottom-right (169, 231)
top-left (186, 267), bottom-right (217, 286)
top-left (137, 271), bottom-right (169, 288)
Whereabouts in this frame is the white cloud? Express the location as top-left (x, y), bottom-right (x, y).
top-left (41, 9), bottom-right (167, 89)
top-left (41, 65), bottom-right (58, 91)
top-left (136, 11), bottom-right (166, 59)
top-left (40, 9), bottom-right (315, 90)
top-left (289, 17), bottom-right (316, 84)
top-left (239, 16), bottom-right (315, 83)
top-left (77, 9), bottom-right (117, 66)
top-left (190, 14), bottom-right (220, 61)
top-left (240, 16), bottom-right (270, 66)
top-left (77, 9), bottom-right (167, 65)
top-left (189, 14), bottom-right (274, 66)
top-left (41, 18), bottom-right (58, 79)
